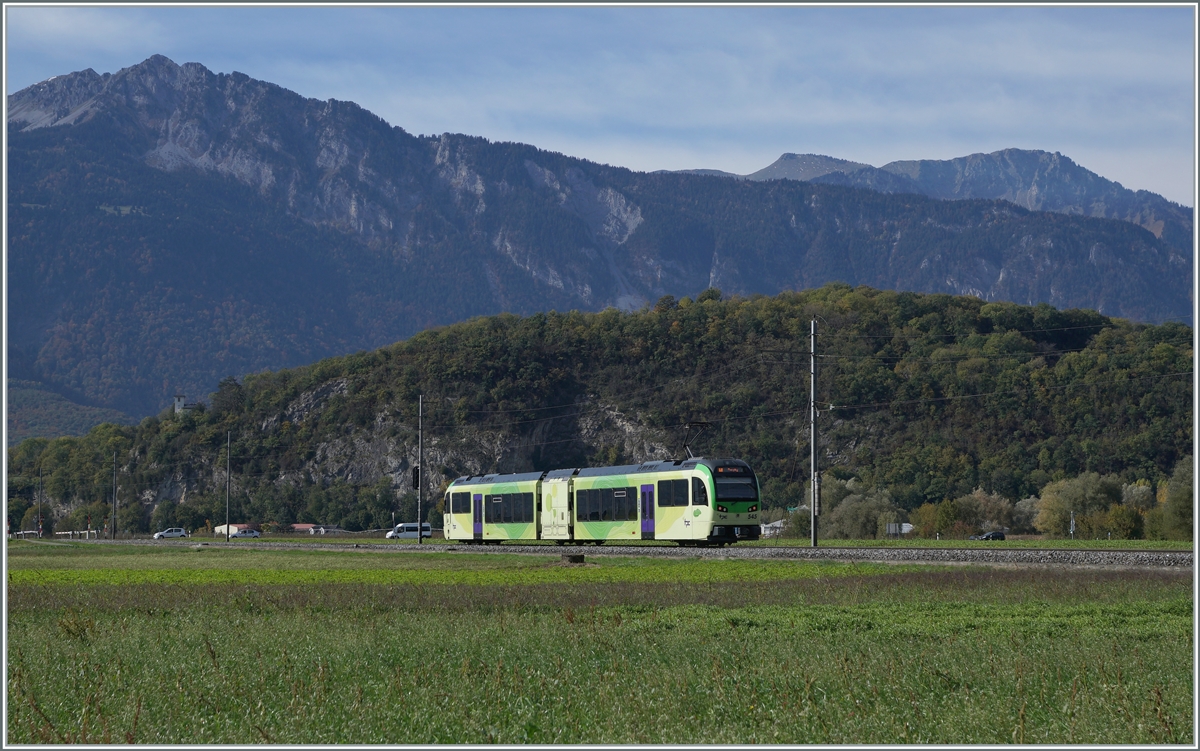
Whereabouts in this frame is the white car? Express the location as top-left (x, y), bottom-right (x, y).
top-left (153, 528), bottom-right (188, 539)
top-left (386, 523), bottom-right (432, 539)
top-left (229, 529), bottom-right (260, 538)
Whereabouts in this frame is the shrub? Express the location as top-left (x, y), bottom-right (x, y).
top-left (19, 505), bottom-right (54, 535)
top-left (934, 499), bottom-right (959, 534)
top-left (823, 487), bottom-right (902, 539)
top-left (943, 520), bottom-right (976, 539)
top-left (1034, 473), bottom-right (1122, 536)
top-left (1122, 480), bottom-right (1155, 511)
top-left (782, 509), bottom-right (811, 538)
top-left (151, 499), bottom-right (178, 531)
top-left (953, 489), bottom-right (1013, 531)
top-left (58, 501), bottom-right (110, 532)
top-left (1012, 496), bottom-right (1039, 533)
top-left (1162, 456), bottom-right (1193, 541)
top-left (1106, 504), bottom-right (1144, 540)
top-left (909, 503), bottom-right (937, 538)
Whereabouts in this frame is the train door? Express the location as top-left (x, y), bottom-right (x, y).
top-left (565, 483), bottom-right (574, 539)
top-left (473, 494), bottom-right (483, 541)
top-left (640, 484), bottom-right (655, 540)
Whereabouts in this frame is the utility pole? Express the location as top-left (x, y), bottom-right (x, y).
top-left (225, 432), bottom-right (231, 542)
top-left (417, 394), bottom-right (423, 545)
top-left (112, 452), bottom-right (118, 540)
top-left (810, 319), bottom-right (819, 548)
top-left (37, 469), bottom-right (43, 539)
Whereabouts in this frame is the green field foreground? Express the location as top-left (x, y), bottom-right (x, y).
top-left (6, 541), bottom-right (1193, 744)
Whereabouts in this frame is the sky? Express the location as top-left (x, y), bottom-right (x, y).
top-left (4, 4), bottom-right (1196, 206)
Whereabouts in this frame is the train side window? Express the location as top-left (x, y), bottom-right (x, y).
top-left (612, 489), bottom-right (627, 521)
top-left (658, 479), bottom-right (688, 506)
top-left (692, 478), bottom-right (709, 506)
top-left (576, 489), bottom-right (595, 522)
top-left (656, 480), bottom-right (672, 507)
top-left (673, 479), bottom-right (687, 506)
top-left (452, 492), bottom-right (471, 514)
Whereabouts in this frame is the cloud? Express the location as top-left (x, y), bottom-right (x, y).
top-left (6, 7), bottom-right (169, 66)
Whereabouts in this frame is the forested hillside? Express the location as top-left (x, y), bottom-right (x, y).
top-left (7, 285), bottom-right (1191, 537)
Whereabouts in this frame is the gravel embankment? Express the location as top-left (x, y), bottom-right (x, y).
top-left (106, 539), bottom-right (1193, 568)
top-left (440, 543), bottom-right (1193, 568)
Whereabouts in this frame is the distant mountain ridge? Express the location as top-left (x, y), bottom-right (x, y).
top-left (6, 55), bottom-right (1193, 434)
top-left (688, 149), bottom-right (1192, 256)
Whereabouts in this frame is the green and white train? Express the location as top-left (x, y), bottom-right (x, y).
top-left (443, 457), bottom-right (761, 546)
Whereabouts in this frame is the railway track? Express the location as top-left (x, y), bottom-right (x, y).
top-left (103, 538), bottom-right (1193, 567)
top-left (439, 543), bottom-right (1193, 568)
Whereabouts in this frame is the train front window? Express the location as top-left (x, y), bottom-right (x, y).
top-left (715, 478), bottom-right (757, 501)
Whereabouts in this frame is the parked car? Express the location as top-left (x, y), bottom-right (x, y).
top-left (386, 523), bottom-right (432, 539)
top-left (969, 531), bottom-right (1006, 541)
top-left (229, 528), bottom-right (260, 538)
top-left (153, 528), bottom-right (188, 539)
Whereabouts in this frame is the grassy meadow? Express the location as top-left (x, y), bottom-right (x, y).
top-left (6, 540), bottom-right (1193, 744)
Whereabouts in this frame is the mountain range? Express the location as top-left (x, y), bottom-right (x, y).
top-left (673, 150), bottom-right (1192, 255)
top-left (6, 55), bottom-right (1193, 439)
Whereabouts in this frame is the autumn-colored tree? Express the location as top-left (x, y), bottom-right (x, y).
top-left (1034, 473), bottom-right (1122, 536)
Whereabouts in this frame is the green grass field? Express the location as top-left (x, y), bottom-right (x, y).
top-left (6, 540), bottom-right (1193, 744)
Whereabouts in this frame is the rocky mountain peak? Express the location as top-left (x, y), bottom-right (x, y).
top-left (748, 153), bottom-right (871, 182)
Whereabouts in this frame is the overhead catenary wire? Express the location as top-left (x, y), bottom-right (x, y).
top-left (663, 369), bottom-right (1194, 428)
top-left (381, 318), bottom-right (1178, 421)
top-left (28, 357), bottom-right (1190, 472)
